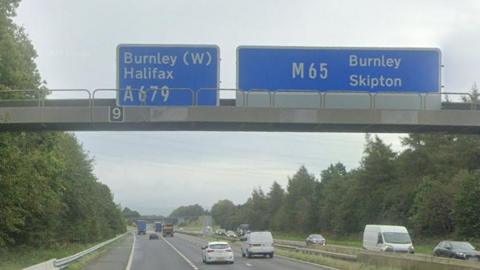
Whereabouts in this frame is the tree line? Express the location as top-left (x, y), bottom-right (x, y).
top-left (211, 134), bottom-right (480, 239)
top-left (0, 0), bottom-right (125, 249)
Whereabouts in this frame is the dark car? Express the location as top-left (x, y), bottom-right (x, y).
top-left (237, 224), bottom-right (250, 236)
top-left (305, 234), bottom-right (326, 246)
top-left (149, 233), bottom-right (159, 240)
top-left (433, 241), bottom-right (480, 260)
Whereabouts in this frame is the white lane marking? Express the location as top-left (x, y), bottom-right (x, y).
top-left (161, 236), bottom-right (199, 270)
top-left (276, 254), bottom-right (339, 270)
top-left (125, 232), bottom-right (136, 270)
top-left (245, 262), bottom-right (253, 267)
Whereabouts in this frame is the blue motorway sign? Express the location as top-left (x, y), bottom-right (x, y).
top-left (237, 47), bottom-right (441, 92)
top-left (117, 45), bottom-right (219, 106)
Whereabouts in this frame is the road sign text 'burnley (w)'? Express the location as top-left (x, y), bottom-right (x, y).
top-left (117, 45), bottom-right (219, 106)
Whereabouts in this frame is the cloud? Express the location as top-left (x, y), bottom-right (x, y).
top-left (440, 17), bottom-right (480, 92)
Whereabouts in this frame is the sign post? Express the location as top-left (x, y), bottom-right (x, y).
top-left (237, 46), bottom-right (441, 93)
top-left (117, 44), bottom-right (219, 106)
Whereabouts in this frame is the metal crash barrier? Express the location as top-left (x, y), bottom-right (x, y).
top-left (0, 88), bottom-right (477, 110)
top-left (22, 232), bottom-right (129, 270)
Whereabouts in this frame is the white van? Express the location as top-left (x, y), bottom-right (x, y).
top-left (240, 231), bottom-right (274, 258)
top-left (362, 225), bottom-right (415, 253)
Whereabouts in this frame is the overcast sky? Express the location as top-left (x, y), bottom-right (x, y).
top-left (14, 0), bottom-right (480, 215)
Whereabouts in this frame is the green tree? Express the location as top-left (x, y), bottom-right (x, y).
top-left (0, 0), bottom-right (43, 95)
top-left (211, 200), bottom-right (236, 229)
top-left (355, 136), bottom-right (397, 226)
top-left (409, 177), bottom-right (454, 236)
top-left (318, 163), bottom-right (348, 232)
top-left (454, 171), bottom-right (480, 238)
top-left (0, 133), bottom-right (65, 246)
top-left (401, 134), bottom-right (480, 178)
top-left (461, 82), bottom-right (479, 103)
top-left (0, 0), bottom-right (20, 16)
top-left (283, 166), bottom-right (318, 232)
top-left (0, 2), bottom-right (125, 248)
top-left (320, 163), bottom-right (347, 185)
top-left (169, 204), bottom-right (205, 222)
top-left (267, 182), bottom-right (285, 231)
top-left (249, 188), bottom-right (270, 230)
top-left (330, 174), bottom-right (362, 234)
top-left (123, 207), bottom-right (141, 224)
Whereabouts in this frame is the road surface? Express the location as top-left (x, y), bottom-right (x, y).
top-left (130, 231), bottom-right (333, 270)
top-left (85, 233), bottom-right (133, 270)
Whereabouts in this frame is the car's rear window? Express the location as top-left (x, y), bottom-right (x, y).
top-left (209, 244), bottom-right (229, 249)
top-left (451, 242), bottom-right (475, 250)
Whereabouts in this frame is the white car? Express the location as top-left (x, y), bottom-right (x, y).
top-left (215, 229), bottom-right (226, 236)
top-left (241, 231), bottom-right (274, 258)
top-left (201, 241), bottom-right (234, 264)
top-left (226, 230), bottom-right (238, 238)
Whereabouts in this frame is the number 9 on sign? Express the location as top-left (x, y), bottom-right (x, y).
top-left (149, 85), bottom-right (169, 103)
top-left (109, 106), bottom-right (124, 122)
top-left (160, 86), bottom-right (169, 102)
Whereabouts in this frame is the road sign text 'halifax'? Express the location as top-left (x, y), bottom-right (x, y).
top-left (117, 45), bottom-right (219, 106)
top-left (237, 46), bottom-right (441, 93)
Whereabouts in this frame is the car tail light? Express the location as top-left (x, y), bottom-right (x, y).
top-left (207, 249), bottom-right (214, 253)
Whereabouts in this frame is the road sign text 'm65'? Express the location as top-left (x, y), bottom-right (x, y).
top-left (117, 45), bottom-right (219, 106)
top-left (237, 46), bottom-right (441, 93)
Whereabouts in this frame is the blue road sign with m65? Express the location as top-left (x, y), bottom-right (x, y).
top-left (237, 46), bottom-right (441, 93)
top-left (117, 45), bottom-right (219, 106)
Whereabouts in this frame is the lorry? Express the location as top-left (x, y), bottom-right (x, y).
top-left (136, 220), bottom-right (147, 235)
top-left (162, 223), bottom-right (174, 237)
top-left (155, 222), bottom-right (162, 232)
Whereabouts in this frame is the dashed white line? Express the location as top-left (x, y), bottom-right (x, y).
top-left (161, 236), bottom-right (199, 270)
top-left (125, 232), bottom-right (136, 270)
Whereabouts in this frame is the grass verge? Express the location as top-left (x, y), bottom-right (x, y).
top-left (0, 242), bottom-right (99, 270)
top-left (67, 234), bottom-right (130, 270)
top-left (273, 232), bottom-right (480, 255)
top-left (0, 234), bottom-right (129, 270)
top-left (276, 248), bottom-right (401, 270)
top-left (273, 232), bottom-right (363, 248)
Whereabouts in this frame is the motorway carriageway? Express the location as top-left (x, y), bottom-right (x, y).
top-left (130, 231), bottom-right (333, 270)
